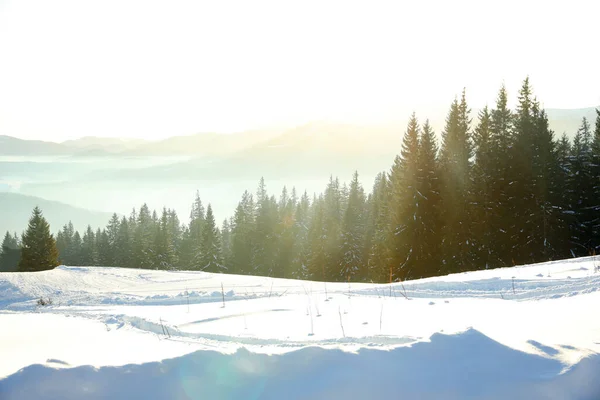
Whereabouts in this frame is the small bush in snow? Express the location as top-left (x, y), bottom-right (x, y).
top-left (37, 297), bottom-right (53, 306)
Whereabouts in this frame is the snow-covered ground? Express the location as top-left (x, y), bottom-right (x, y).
top-left (1, 258), bottom-right (600, 399)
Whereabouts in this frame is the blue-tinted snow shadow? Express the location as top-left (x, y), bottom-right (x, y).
top-left (1, 328), bottom-right (599, 400)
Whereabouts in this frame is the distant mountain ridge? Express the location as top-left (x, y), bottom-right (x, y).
top-left (1, 107), bottom-right (597, 157)
top-left (0, 193), bottom-right (113, 237)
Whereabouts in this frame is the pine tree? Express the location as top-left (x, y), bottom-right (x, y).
top-left (339, 171), bottom-right (366, 281)
top-left (277, 186), bottom-right (296, 278)
top-left (290, 191), bottom-right (311, 279)
top-left (307, 195), bottom-right (327, 281)
top-left (509, 78), bottom-right (538, 264)
top-left (18, 207), bottom-right (59, 271)
top-left (322, 176), bottom-right (343, 281)
top-left (230, 191), bottom-right (255, 274)
top-left (252, 180), bottom-right (280, 276)
top-left (70, 231), bottom-right (83, 265)
top-left (365, 172), bottom-right (392, 282)
top-left (220, 219), bottom-right (233, 270)
top-left (439, 91), bottom-right (473, 273)
top-left (567, 117), bottom-right (595, 255)
top-left (388, 114), bottom-right (421, 280)
top-left (0, 231), bottom-right (20, 272)
top-left (531, 107), bottom-right (563, 261)
top-left (155, 208), bottom-right (178, 270)
top-left (472, 107), bottom-right (496, 268)
top-left (180, 193), bottom-right (206, 269)
top-left (114, 217), bottom-right (132, 268)
top-left (416, 120), bottom-right (442, 275)
top-left (199, 204), bottom-right (224, 272)
top-left (489, 85), bottom-right (515, 267)
top-left (96, 229), bottom-right (112, 266)
top-left (133, 204), bottom-right (154, 268)
top-left (591, 109), bottom-right (600, 246)
top-left (80, 225), bottom-right (97, 266)
top-left (105, 213), bottom-right (121, 264)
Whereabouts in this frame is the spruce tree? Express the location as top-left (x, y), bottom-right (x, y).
top-left (472, 107), bottom-right (496, 268)
top-left (531, 107), bottom-right (562, 261)
top-left (180, 193), bottom-right (206, 269)
top-left (307, 195), bottom-right (327, 281)
top-left (133, 203), bottom-right (154, 268)
top-left (567, 117), bottom-right (595, 255)
top-left (591, 109), bottom-right (600, 247)
top-left (290, 191), bottom-right (311, 279)
top-left (322, 176), bottom-right (343, 280)
top-left (199, 204), bottom-right (224, 272)
top-left (96, 229), bottom-right (112, 266)
top-left (388, 114), bottom-right (421, 280)
top-left (509, 78), bottom-right (537, 264)
top-left (80, 225), bottom-right (97, 266)
top-left (155, 208), bottom-right (178, 269)
top-left (252, 180), bottom-right (279, 276)
top-left (339, 171), bottom-right (366, 281)
top-left (114, 217), bottom-right (132, 268)
top-left (365, 172), bottom-right (392, 282)
top-left (278, 186), bottom-right (296, 278)
top-left (416, 120), bottom-right (442, 275)
top-left (220, 219), bottom-right (233, 270)
top-left (489, 85), bottom-right (514, 267)
top-left (230, 191), bottom-right (255, 274)
top-left (439, 91), bottom-right (473, 273)
top-left (18, 207), bottom-right (59, 271)
top-left (0, 231), bottom-right (20, 272)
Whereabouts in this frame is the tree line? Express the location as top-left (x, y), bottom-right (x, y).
top-left (2, 78), bottom-right (599, 282)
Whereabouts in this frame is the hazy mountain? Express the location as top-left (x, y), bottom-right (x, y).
top-left (121, 128), bottom-right (286, 157)
top-left (0, 193), bottom-right (113, 237)
top-left (2, 107), bottom-right (596, 157)
top-left (61, 136), bottom-right (149, 153)
top-left (0, 136), bottom-right (70, 156)
top-left (69, 106), bottom-right (599, 183)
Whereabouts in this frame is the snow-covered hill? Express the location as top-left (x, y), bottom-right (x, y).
top-left (1, 258), bottom-right (599, 399)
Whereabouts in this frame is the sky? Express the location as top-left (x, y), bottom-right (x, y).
top-left (0, 0), bottom-right (598, 142)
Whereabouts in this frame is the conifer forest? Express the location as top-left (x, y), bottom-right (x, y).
top-left (2, 79), bottom-right (600, 282)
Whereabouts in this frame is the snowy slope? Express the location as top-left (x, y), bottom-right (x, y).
top-left (1, 258), bottom-right (600, 399)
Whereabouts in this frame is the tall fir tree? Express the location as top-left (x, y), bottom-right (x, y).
top-left (472, 107), bottom-right (496, 268)
top-left (388, 114), bottom-right (421, 280)
top-left (18, 207), bottom-right (59, 271)
top-left (489, 85), bottom-right (515, 267)
top-left (339, 171), bottom-right (366, 281)
top-left (133, 204), bottom-right (155, 268)
top-left (439, 91), bottom-right (473, 273)
top-left (567, 117), bottom-right (595, 255)
top-left (230, 191), bottom-right (255, 274)
top-left (80, 225), bottom-right (97, 266)
top-left (0, 231), bottom-right (20, 272)
top-left (416, 120), bottom-right (442, 275)
top-left (365, 172), bottom-right (392, 282)
top-left (199, 204), bottom-right (224, 272)
top-left (155, 208), bottom-right (178, 270)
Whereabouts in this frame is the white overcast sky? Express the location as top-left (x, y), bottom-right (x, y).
top-left (0, 0), bottom-right (598, 142)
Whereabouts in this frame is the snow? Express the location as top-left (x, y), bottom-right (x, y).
top-left (1, 257), bottom-right (600, 399)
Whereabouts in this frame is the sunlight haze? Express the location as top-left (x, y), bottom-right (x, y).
top-left (0, 0), bottom-right (598, 141)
